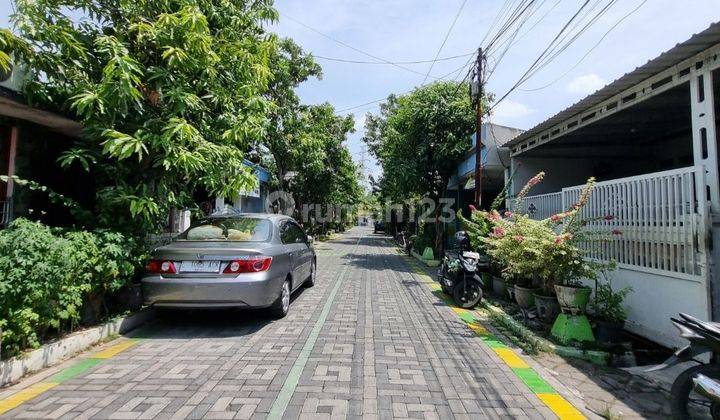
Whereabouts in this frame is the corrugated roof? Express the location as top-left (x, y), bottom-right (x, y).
top-left (506, 21), bottom-right (720, 147)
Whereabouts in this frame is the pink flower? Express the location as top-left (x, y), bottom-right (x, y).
top-left (487, 211), bottom-right (501, 221)
top-left (514, 235), bottom-right (524, 242)
top-left (612, 229), bottom-right (622, 235)
top-left (554, 233), bottom-right (572, 244)
top-left (550, 214), bottom-right (561, 222)
top-left (604, 215), bottom-right (614, 221)
top-left (469, 204), bottom-right (476, 212)
top-left (504, 211), bottom-right (513, 218)
top-left (492, 227), bottom-right (506, 237)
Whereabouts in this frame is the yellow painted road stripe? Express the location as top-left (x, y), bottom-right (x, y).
top-left (537, 393), bottom-right (586, 420)
top-left (493, 348), bottom-right (530, 369)
top-left (93, 339), bottom-right (138, 359)
top-left (468, 323), bottom-right (489, 335)
top-left (0, 338), bottom-right (141, 415)
top-left (0, 382), bottom-right (58, 415)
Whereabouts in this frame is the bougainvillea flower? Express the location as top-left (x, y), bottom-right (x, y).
top-left (604, 215), bottom-right (614, 220)
top-left (492, 227), bottom-right (506, 237)
top-left (612, 229), bottom-right (622, 235)
top-left (504, 211), bottom-right (513, 218)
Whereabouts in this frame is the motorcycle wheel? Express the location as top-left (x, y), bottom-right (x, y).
top-left (670, 364), bottom-right (720, 419)
top-left (452, 279), bottom-right (483, 309)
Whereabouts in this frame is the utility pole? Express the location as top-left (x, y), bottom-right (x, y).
top-left (473, 47), bottom-right (484, 208)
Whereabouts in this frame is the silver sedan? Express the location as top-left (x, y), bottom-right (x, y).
top-left (141, 213), bottom-right (316, 318)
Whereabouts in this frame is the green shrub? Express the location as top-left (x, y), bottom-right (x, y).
top-left (0, 219), bottom-right (141, 357)
top-left (411, 222), bottom-right (436, 254)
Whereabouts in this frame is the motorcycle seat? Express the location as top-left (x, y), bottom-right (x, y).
top-left (678, 313), bottom-right (720, 337)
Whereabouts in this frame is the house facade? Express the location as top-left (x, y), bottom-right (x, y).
top-left (505, 22), bottom-right (720, 347)
top-left (0, 66), bottom-right (83, 228)
top-left (445, 123), bottom-right (523, 240)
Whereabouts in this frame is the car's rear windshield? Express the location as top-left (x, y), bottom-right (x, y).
top-left (178, 217), bottom-right (273, 242)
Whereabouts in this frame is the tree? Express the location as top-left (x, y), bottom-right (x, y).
top-left (364, 81), bottom-right (475, 251)
top-left (261, 38), bottom-right (322, 195)
top-left (285, 104), bottom-right (361, 228)
top-left (3, 0), bottom-right (279, 233)
top-left (260, 38), bottom-right (361, 226)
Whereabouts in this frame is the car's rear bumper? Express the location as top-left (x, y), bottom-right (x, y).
top-left (141, 273), bottom-right (284, 308)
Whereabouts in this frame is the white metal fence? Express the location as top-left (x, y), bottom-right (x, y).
top-left (519, 166), bottom-right (708, 279)
top-left (511, 191), bottom-right (562, 220)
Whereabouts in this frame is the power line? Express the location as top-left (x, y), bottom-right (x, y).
top-left (336, 61), bottom-right (475, 114)
top-left (281, 12), bottom-right (449, 81)
top-left (422, 0), bottom-right (468, 84)
top-left (519, 0), bottom-right (646, 91)
top-left (312, 52), bottom-right (474, 65)
top-left (488, 0), bottom-right (612, 113)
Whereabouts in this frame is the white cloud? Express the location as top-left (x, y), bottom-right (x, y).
top-left (566, 73), bottom-right (606, 95)
top-left (492, 99), bottom-right (534, 120)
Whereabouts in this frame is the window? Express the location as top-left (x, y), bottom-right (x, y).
top-left (281, 222), bottom-right (306, 244)
top-left (178, 217), bottom-right (272, 242)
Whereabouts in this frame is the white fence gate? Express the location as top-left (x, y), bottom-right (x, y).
top-left (519, 166), bottom-right (708, 280)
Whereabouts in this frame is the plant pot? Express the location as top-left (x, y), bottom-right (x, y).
top-left (81, 291), bottom-right (105, 325)
top-left (514, 285), bottom-right (540, 309)
top-left (554, 284), bottom-right (592, 315)
top-left (492, 277), bottom-right (507, 298)
top-left (480, 272), bottom-right (493, 291)
top-left (596, 319), bottom-right (626, 343)
top-left (534, 294), bottom-right (561, 324)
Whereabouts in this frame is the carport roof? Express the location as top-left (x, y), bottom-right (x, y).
top-left (506, 21), bottom-right (720, 147)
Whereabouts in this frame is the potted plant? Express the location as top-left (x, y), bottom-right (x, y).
top-left (513, 276), bottom-right (540, 310)
top-left (592, 276), bottom-right (633, 343)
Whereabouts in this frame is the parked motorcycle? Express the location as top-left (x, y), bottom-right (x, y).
top-left (437, 231), bottom-right (487, 308)
top-left (647, 313), bottom-right (720, 419)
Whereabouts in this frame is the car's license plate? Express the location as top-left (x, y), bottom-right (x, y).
top-left (179, 260), bottom-right (221, 273)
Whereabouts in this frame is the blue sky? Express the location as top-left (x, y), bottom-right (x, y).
top-left (3, 1), bottom-right (719, 184)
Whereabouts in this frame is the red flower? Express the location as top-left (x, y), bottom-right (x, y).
top-left (604, 215), bottom-right (614, 221)
top-left (550, 214), bottom-right (561, 222)
top-left (612, 229), bottom-right (622, 235)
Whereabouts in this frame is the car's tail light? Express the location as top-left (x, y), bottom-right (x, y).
top-left (223, 256), bottom-right (273, 274)
top-left (146, 259), bottom-right (177, 274)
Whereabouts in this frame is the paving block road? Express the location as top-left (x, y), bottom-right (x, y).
top-left (0, 227), bottom-right (590, 419)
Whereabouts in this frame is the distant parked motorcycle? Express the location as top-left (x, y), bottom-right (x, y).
top-left (647, 313), bottom-right (720, 419)
top-left (437, 231), bottom-right (487, 308)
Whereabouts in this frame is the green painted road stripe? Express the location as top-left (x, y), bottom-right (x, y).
top-left (268, 231), bottom-right (363, 419)
top-left (268, 264), bottom-right (349, 420)
top-left (512, 368), bottom-right (557, 394)
top-left (49, 358), bottom-right (102, 383)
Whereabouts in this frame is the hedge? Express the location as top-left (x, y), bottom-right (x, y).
top-left (0, 218), bottom-right (143, 357)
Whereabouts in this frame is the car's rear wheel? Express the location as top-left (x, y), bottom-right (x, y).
top-left (305, 261), bottom-right (316, 287)
top-left (270, 278), bottom-right (291, 318)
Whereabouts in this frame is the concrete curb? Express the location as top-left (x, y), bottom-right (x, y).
top-left (0, 308), bottom-right (154, 387)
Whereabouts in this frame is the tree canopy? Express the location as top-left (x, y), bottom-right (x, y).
top-left (2, 0), bottom-right (361, 234)
top-left (363, 81), bottom-right (476, 249)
